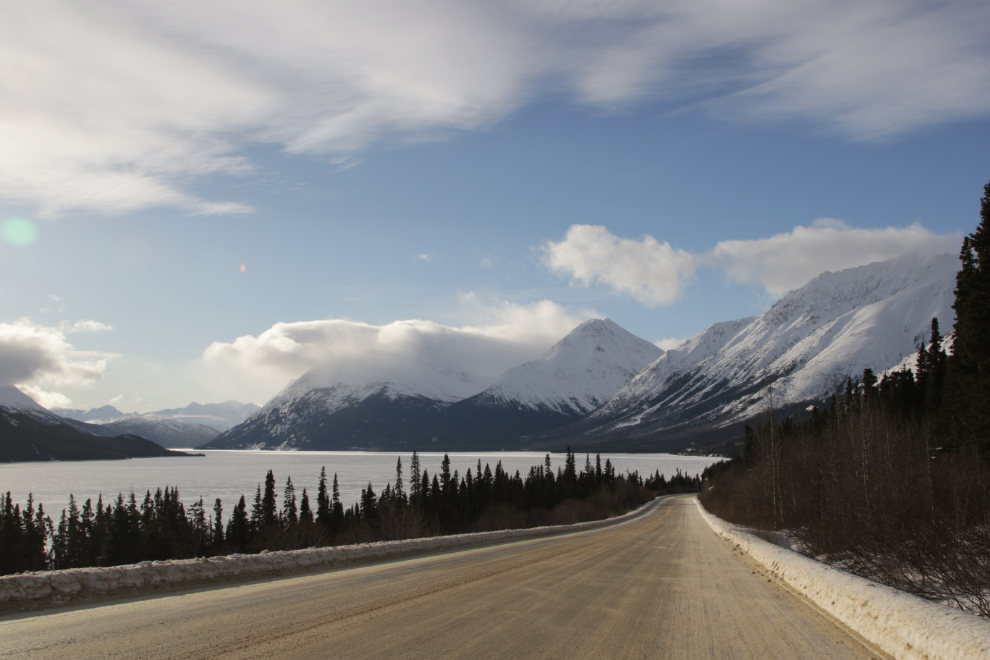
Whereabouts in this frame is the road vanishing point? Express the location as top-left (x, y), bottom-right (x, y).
top-left (0, 496), bottom-right (889, 659)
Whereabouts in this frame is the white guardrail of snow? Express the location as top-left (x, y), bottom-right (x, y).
top-left (696, 497), bottom-right (990, 660)
top-left (0, 497), bottom-right (663, 613)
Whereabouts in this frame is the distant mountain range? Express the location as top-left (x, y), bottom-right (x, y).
top-left (204, 252), bottom-right (960, 454)
top-left (52, 401), bottom-right (260, 448)
top-left (203, 319), bottom-right (663, 450)
top-left (0, 388), bottom-right (194, 462)
top-left (4, 252), bottom-right (960, 457)
top-left (0, 388), bottom-right (259, 455)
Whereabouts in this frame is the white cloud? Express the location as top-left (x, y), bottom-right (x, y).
top-left (18, 385), bottom-right (73, 410)
top-left (61, 320), bottom-right (114, 333)
top-left (541, 225), bottom-right (696, 306)
top-left (202, 297), bottom-right (590, 396)
top-left (544, 220), bottom-right (962, 304)
top-left (709, 219), bottom-right (964, 296)
top-left (0, 318), bottom-right (116, 387)
top-left (655, 337), bottom-right (687, 352)
top-left (3, 1), bottom-right (989, 215)
top-left (108, 394), bottom-right (125, 406)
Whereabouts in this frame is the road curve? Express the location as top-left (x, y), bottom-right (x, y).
top-left (0, 496), bottom-right (887, 659)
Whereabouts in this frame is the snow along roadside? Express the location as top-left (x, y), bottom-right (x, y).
top-left (696, 498), bottom-right (990, 660)
top-left (0, 497), bottom-right (664, 614)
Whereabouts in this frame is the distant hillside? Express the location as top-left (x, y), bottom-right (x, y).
top-left (0, 410), bottom-right (193, 462)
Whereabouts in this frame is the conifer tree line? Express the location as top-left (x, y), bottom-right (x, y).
top-left (0, 449), bottom-right (699, 576)
top-left (701, 180), bottom-right (990, 617)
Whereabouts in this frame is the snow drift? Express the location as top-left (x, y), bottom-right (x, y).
top-left (697, 498), bottom-right (990, 660)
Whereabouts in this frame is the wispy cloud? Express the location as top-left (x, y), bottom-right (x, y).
top-left (2, 1), bottom-right (988, 215)
top-left (543, 220), bottom-right (962, 304)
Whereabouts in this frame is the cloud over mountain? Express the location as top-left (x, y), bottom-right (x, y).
top-left (202, 298), bottom-right (589, 392)
top-left (544, 221), bottom-right (962, 304)
top-left (0, 319), bottom-right (113, 386)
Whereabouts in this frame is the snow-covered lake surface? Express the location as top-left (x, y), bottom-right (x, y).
top-left (0, 450), bottom-right (718, 516)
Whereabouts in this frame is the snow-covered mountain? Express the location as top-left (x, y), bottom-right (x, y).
top-left (205, 318), bottom-right (665, 450)
top-left (563, 252), bottom-right (960, 447)
top-left (53, 404), bottom-right (126, 422)
top-left (205, 342), bottom-right (494, 450)
top-left (49, 400), bottom-right (260, 447)
top-left (0, 386), bottom-right (196, 460)
top-left (146, 401), bottom-right (261, 431)
top-left (91, 417), bottom-right (219, 448)
top-left (0, 385), bottom-right (103, 432)
top-left (468, 318), bottom-right (664, 416)
top-left (55, 400), bottom-right (259, 432)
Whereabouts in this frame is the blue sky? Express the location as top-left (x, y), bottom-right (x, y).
top-left (1, 0), bottom-right (988, 411)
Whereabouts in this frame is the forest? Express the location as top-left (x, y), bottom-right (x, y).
top-left (700, 181), bottom-right (990, 617)
top-left (0, 449), bottom-right (701, 576)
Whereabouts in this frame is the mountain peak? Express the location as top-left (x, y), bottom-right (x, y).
top-left (478, 318), bottom-right (663, 416)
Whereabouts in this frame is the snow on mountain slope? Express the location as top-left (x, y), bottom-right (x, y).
top-left (54, 405), bottom-right (125, 422)
top-left (206, 335), bottom-right (510, 449)
top-left (0, 385), bottom-right (50, 415)
top-left (94, 417), bottom-right (219, 448)
top-left (588, 252), bottom-right (960, 434)
top-left (147, 401), bottom-right (261, 431)
top-left (471, 318), bottom-right (664, 416)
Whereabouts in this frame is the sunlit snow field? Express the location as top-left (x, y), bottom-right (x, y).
top-left (0, 451), bottom-right (717, 515)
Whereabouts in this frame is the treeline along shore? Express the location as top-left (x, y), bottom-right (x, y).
top-left (700, 181), bottom-right (990, 618)
top-left (0, 448), bottom-right (701, 576)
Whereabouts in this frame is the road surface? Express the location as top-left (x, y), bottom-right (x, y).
top-left (0, 496), bottom-right (887, 659)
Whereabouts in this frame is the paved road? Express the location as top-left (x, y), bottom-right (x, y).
top-left (0, 496), bottom-right (887, 659)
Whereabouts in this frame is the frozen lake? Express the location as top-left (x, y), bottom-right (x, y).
top-left (0, 450), bottom-right (718, 518)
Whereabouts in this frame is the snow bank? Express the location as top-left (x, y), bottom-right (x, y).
top-left (0, 498), bottom-right (661, 613)
top-left (697, 499), bottom-right (990, 660)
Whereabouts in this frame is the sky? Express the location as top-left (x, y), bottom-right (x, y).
top-left (1, 0), bottom-right (988, 412)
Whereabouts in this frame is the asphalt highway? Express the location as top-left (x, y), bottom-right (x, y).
top-left (0, 496), bottom-right (887, 659)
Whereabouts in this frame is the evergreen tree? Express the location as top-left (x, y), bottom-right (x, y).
top-left (316, 466), bottom-right (330, 527)
top-left (283, 476), bottom-right (298, 525)
top-left (213, 498), bottom-right (224, 547)
top-left (250, 485), bottom-right (263, 533)
top-left (228, 495), bottom-right (249, 550)
top-left (262, 470), bottom-right (277, 527)
top-left (299, 488), bottom-right (313, 524)
top-left (394, 456), bottom-right (405, 504)
top-left (360, 482), bottom-right (379, 526)
top-left (948, 184), bottom-right (990, 451)
top-left (331, 473), bottom-right (344, 530)
top-left (409, 450), bottom-right (421, 503)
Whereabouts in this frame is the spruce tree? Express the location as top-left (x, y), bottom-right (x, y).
top-left (283, 476), bottom-right (298, 525)
top-left (394, 456), bottom-right (405, 504)
top-left (331, 473), bottom-right (344, 530)
top-left (410, 451), bottom-right (421, 503)
top-left (299, 488), bottom-right (313, 524)
top-left (316, 467), bottom-right (331, 527)
top-left (949, 179), bottom-right (990, 451)
top-left (213, 498), bottom-right (224, 547)
top-left (262, 470), bottom-right (277, 527)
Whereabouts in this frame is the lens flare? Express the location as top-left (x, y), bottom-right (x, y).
top-left (239, 263), bottom-right (246, 273)
top-left (1, 218), bottom-right (39, 246)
